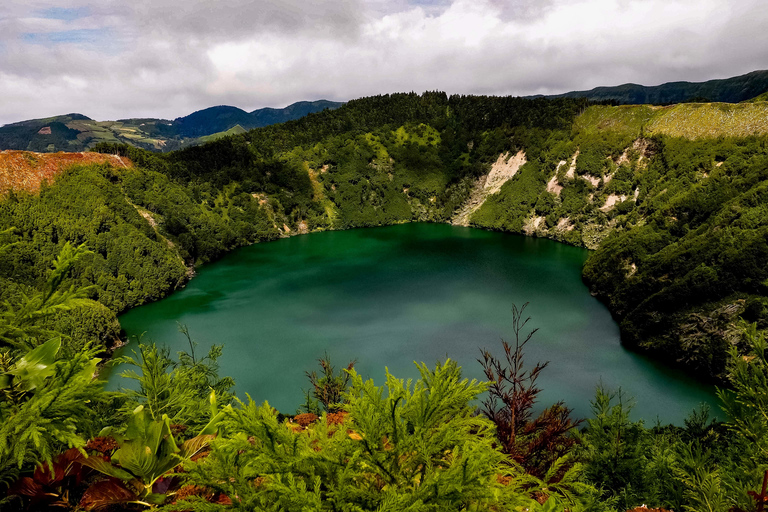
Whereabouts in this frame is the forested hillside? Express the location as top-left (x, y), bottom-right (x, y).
top-left (3, 91), bottom-right (768, 510)
top-left (546, 68), bottom-right (768, 104)
top-left (0, 101), bottom-right (342, 154)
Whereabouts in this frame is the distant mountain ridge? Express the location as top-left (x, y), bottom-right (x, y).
top-left (542, 69), bottom-right (768, 104)
top-left (4, 69), bottom-right (768, 153)
top-left (172, 100), bottom-right (343, 137)
top-left (2, 113), bottom-right (93, 128)
top-left (0, 100), bottom-right (343, 153)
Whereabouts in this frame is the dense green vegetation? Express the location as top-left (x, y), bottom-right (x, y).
top-left (0, 161), bottom-right (281, 351)
top-left (3, 89), bottom-right (768, 509)
top-left (583, 136), bottom-right (768, 380)
top-left (0, 101), bottom-right (343, 153)
top-left (548, 69), bottom-right (768, 105)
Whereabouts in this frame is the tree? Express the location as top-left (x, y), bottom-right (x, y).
top-left (304, 352), bottom-right (355, 414)
top-left (116, 325), bottom-right (235, 431)
top-left (0, 242), bottom-right (93, 350)
top-left (478, 303), bottom-right (582, 481)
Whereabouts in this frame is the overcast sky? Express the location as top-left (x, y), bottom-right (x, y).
top-left (1, 0), bottom-right (766, 125)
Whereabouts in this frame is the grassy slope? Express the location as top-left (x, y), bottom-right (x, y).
top-left (575, 102), bottom-right (768, 138)
top-left (197, 124), bottom-right (248, 144)
top-left (744, 91), bottom-right (768, 102)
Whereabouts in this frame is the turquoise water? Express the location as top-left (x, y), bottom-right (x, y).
top-left (113, 223), bottom-right (720, 424)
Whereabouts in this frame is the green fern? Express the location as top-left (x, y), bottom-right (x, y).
top-left (171, 360), bottom-right (590, 511)
top-left (0, 341), bottom-right (102, 476)
top-left (0, 242), bottom-right (94, 350)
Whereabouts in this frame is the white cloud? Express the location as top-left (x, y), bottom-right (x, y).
top-left (0, 0), bottom-right (766, 125)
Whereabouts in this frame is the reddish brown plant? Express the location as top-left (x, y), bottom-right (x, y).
top-left (294, 413), bottom-right (319, 427)
top-left (478, 303), bottom-right (582, 481)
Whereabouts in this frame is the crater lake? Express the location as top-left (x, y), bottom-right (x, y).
top-left (113, 223), bottom-right (720, 424)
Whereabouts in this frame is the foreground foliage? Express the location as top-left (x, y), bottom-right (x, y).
top-left (172, 360), bottom-right (585, 512)
top-left (577, 326), bottom-right (768, 511)
top-left (479, 304), bottom-right (581, 481)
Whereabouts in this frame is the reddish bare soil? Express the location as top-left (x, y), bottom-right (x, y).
top-left (0, 150), bottom-right (132, 194)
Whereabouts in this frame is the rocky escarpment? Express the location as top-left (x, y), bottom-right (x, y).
top-left (451, 151), bottom-right (527, 226)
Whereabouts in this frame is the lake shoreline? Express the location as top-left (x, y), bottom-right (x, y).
top-left (112, 223), bottom-right (720, 424)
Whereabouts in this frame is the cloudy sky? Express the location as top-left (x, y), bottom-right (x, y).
top-left (1, 0), bottom-right (766, 125)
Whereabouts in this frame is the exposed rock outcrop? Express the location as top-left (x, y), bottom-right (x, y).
top-left (452, 151), bottom-right (526, 226)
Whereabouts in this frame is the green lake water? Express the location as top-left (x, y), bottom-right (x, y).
top-left (113, 223), bottom-right (720, 424)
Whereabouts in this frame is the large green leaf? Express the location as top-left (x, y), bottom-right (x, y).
top-left (5, 337), bottom-right (61, 391)
top-left (80, 456), bottom-right (136, 482)
top-left (110, 406), bottom-right (183, 484)
top-left (179, 434), bottom-right (215, 459)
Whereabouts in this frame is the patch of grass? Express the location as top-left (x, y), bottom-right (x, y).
top-left (197, 124), bottom-right (248, 144)
top-left (364, 132), bottom-right (390, 161)
top-left (646, 102), bottom-right (768, 138)
top-left (574, 105), bottom-right (659, 137)
top-left (393, 123), bottom-right (441, 146)
top-left (577, 102), bottom-right (768, 139)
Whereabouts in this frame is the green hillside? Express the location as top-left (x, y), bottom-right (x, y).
top-left (549, 68), bottom-right (768, 104)
top-left (196, 124), bottom-right (248, 144)
top-left (4, 91), bottom-right (768, 511)
top-left (744, 90), bottom-right (768, 102)
top-left (0, 100), bottom-right (343, 153)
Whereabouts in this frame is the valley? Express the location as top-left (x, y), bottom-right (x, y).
top-left (111, 222), bottom-right (721, 424)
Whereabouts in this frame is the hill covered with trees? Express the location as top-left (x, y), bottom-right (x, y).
top-left (3, 90), bottom-right (768, 510)
top-left (544, 69), bottom-right (768, 104)
top-left (0, 100), bottom-right (343, 154)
